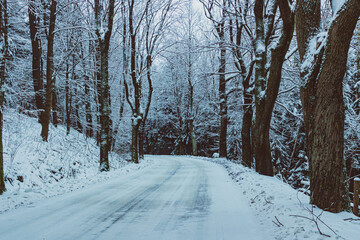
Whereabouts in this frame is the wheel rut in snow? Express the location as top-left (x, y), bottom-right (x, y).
top-left (91, 160), bottom-right (182, 239)
top-left (154, 161), bottom-right (211, 233)
top-left (0, 156), bottom-right (264, 240)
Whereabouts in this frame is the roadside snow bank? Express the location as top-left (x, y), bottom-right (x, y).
top-left (0, 110), bottom-right (151, 213)
top-left (199, 157), bottom-right (360, 240)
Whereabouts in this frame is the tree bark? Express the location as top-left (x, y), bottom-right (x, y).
top-left (176, 92), bottom-right (185, 155)
top-left (85, 72), bottom-right (93, 138)
top-left (139, 55), bottom-right (154, 159)
top-left (295, 0), bottom-right (321, 179)
top-left (82, 39), bottom-right (93, 138)
top-left (95, 0), bottom-right (115, 171)
top-left (218, 22), bottom-right (227, 158)
top-left (112, 0), bottom-right (127, 150)
top-left (65, 59), bottom-right (71, 135)
top-left (0, 0), bottom-right (8, 195)
top-left (253, 0), bottom-right (271, 175)
top-left (229, 0), bottom-right (254, 166)
top-left (296, 0), bottom-right (360, 212)
top-left (131, 120), bottom-right (140, 163)
top-left (187, 46), bottom-right (197, 156)
top-left (74, 87), bottom-right (82, 132)
top-left (95, 37), bottom-right (101, 145)
top-left (253, 0), bottom-right (294, 176)
top-left (52, 76), bottom-right (58, 126)
top-left (128, 0), bottom-right (142, 163)
top-left (201, 0), bottom-right (228, 158)
top-left (241, 64), bottom-right (254, 167)
top-left (40, 0), bottom-right (57, 142)
top-left (28, 0), bottom-right (44, 122)
top-left (71, 57), bottom-right (81, 133)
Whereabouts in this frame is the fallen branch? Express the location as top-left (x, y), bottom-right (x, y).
top-left (250, 191), bottom-right (265, 203)
top-left (264, 196), bottom-right (274, 205)
top-left (290, 214), bottom-right (331, 238)
top-left (344, 218), bottom-right (360, 222)
top-left (275, 216), bottom-right (284, 226)
top-left (272, 220), bottom-right (281, 227)
top-left (294, 192), bottom-right (338, 238)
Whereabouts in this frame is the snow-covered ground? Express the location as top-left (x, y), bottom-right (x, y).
top-left (0, 110), bottom-right (151, 213)
top-left (0, 156), bottom-right (265, 240)
top-left (1, 111), bottom-right (359, 239)
top-left (199, 156), bottom-right (360, 240)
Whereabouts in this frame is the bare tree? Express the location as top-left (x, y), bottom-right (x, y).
top-left (83, 39), bottom-right (93, 138)
top-left (228, 0), bottom-right (254, 166)
top-left (201, 0), bottom-right (228, 158)
top-left (28, 0), bottom-right (44, 122)
top-left (94, 0), bottom-right (115, 171)
top-left (124, 0), bottom-right (152, 163)
top-left (296, 0), bottom-right (360, 212)
top-left (0, 0), bottom-right (7, 195)
top-left (125, 0), bottom-right (143, 163)
top-left (252, 0), bottom-right (294, 176)
top-left (185, 0), bottom-right (197, 156)
top-left (41, 0), bottom-right (57, 141)
top-left (139, 0), bottom-right (173, 159)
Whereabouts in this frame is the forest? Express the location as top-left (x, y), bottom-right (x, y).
top-left (0, 0), bottom-right (360, 224)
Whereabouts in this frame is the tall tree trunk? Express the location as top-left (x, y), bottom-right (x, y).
top-left (185, 2), bottom-right (197, 156)
top-left (240, 56), bottom-right (254, 168)
top-left (99, 38), bottom-right (111, 171)
top-left (356, 27), bottom-right (360, 116)
top-left (187, 45), bottom-right (197, 156)
top-left (131, 121), bottom-right (140, 162)
top-left (85, 75), bottom-right (93, 138)
top-left (74, 87), bottom-right (82, 132)
top-left (229, 0), bottom-right (254, 166)
top-left (95, 38), bottom-right (101, 145)
top-left (295, 0), bottom-right (321, 203)
top-left (128, 0), bottom-right (142, 164)
top-left (83, 40), bottom-right (93, 138)
top-left (65, 60), bottom-right (71, 135)
top-left (252, 0), bottom-right (294, 176)
top-left (178, 120), bottom-right (184, 155)
top-left (218, 27), bottom-right (227, 158)
top-left (71, 57), bottom-right (82, 133)
top-left (0, 105), bottom-right (4, 194)
top-left (112, 0), bottom-right (127, 150)
top-left (138, 126), bottom-right (144, 159)
top-left (296, 0), bottom-right (360, 212)
top-left (52, 76), bottom-right (58, 126)
top-left (0, 0), bottom-right (8, 195)
top-left (40, 0), bottom-right (57, 142)
top-left (253, 0), bottom-right (270, 175)
top-left (176, 95), bottom-right (185, 155)
top-left (241, 68), bottom-right (254, 167)
top-left (139, 55), bottom-right (154, 159)
top-left (200, 0), bottom-right (228, 158)
top-left (188, 85), bottom-right (197, 156)
top-left (95, 0), bottom-right (115, 171)
top-left (28, 0), bottom-right (44, 122)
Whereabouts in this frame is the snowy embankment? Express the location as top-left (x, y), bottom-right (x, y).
top-left (0, 110), bottom-right (151, 213)
top-left (198, 157), bottom-right (360, 240)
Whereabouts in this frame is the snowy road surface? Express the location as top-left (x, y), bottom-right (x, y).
top-left (0, 156), bottom-right (264, 240)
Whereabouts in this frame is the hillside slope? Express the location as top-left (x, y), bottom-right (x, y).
top-left (0, 110), bottom-right (150, 213)
top-left (201, 157), bottom-right (360, 240)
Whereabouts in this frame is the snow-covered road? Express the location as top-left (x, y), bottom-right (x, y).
top-left (0, 156), bottom-right (264, 240)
